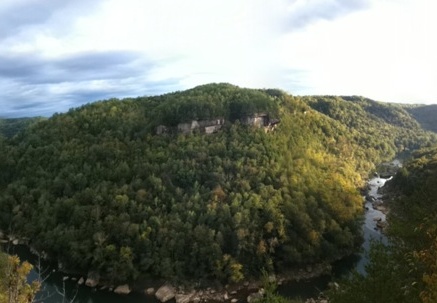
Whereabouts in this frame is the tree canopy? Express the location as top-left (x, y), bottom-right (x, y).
top-left (329, 146), bottom-right (437, 303)
top-left (0, 84), bottom-right (435, 285)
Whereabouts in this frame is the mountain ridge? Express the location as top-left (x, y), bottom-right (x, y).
top-left (0, 83), bottom-right (436, 286)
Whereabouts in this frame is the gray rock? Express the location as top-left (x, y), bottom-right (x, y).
top-left (155, 284), bottom-right (176, 302)
top-left (231, 299), bottom-right (238, 303)
top-left (145, 287), bottom-right (155, 295)
top-left (85, 272), bottom-right (100, 287)
top-left (114, 284), bottom-right (131, 295)
top-left (247, 292), bottom-right (263, 303)
top-left (175, 292), bottom-right (195, 303)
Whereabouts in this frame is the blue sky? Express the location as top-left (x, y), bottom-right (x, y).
top-left (1, 0), bottom-right (436, 118)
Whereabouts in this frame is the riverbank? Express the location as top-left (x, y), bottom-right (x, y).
top-left (0, 234), bottom-right (334, 303)
top-left (0, 215), bottom-right (373, 302)
top-left (0, 161), bottom-right (402, 303)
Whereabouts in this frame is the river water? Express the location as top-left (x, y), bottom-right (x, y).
top-left (3, 174), bottom-right (393, 303)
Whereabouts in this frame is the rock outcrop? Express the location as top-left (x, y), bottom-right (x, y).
top-left (145, 287), bottom-right (155, 295)
top-left (114, 284), bottom-right (131, 295)
top-left (155, 284), bottom-right (176, 302)
top-left (85, 272), bottom-right (100, 287)
top-left (175, 291), bottom-right (196, 303)
top-left (247, 292), bottom-right (263, 303)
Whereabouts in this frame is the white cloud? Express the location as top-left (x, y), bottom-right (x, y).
top-left (0, 0), bottom-right (436, 117)
top-left (279, 0), bottom-right (437, 102)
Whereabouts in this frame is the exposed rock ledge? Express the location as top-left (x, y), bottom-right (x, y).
top-left (151, 263), bottom-right (331, 303)
top-left (155, 284), bottom-right (176, 302)
top-left (85, 271), bottom-right (100, 288)
top-left (114, 284), bottom-right (131, 295)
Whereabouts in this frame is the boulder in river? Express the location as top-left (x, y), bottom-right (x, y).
top-left (78, 277), bottom-right (85, 285)
top-left (175, 291), bottom-right (195, 303)
top-left (145, 287), bottom-right (155, 295)
top-left (114, 284), bottom-right (131, 295)
top-left (85, 272), bottom-right (100, 287)
top-left (247, 292), bottom-right (263, 303)
top-left (155, 284), bottom-right (176, 302)
top-left (376, 221), bottom-right (387, 229)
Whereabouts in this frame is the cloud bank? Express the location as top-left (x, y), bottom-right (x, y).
top-left (0, 0), bottom-right (436, 118)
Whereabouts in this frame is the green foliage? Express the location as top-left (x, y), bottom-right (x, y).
top-left (305, 95), bottom-right (436, 162)
top-left (151, 83), bottom-right (280, 126)
top-left (331, 146), bottom-right (437, 303)
top-left (0, 84), bottom-right (435, 285)
top-left (256, 270), bottom-right (295, 303)
top-left (329, 242), bottom-right (420, 303)
top-left (0, 117), bottom-right (46, 138)
top-left (406, 104), bottom-right (437, 134)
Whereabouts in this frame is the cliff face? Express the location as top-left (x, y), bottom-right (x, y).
top-left (156, 115), bottom-right (279, 135)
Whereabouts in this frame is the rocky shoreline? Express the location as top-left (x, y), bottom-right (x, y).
top-left (65, 262), bottom-right (332, 303)
top-left (0, 230), bottom-right (334, 302)
top-left (2, 165), bottom-right (399, 303)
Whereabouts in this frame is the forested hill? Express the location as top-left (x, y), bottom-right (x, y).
top-left (0, 117), bottom-right (46, 139)
top-left (0, 83), bottom-right (436, 285)
top-left (404, 104), bottom-right (437, 133)
top-left (329, 146), bottom-right (437, 303)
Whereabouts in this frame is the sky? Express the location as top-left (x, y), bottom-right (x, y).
top-left (1, 0), bottom-right (436, 118)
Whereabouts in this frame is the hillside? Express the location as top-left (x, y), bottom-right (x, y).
top-left (405, 104), bottom-right (437, 133)
top-left (0, 117), bottom-right (46, 139)
top-left (329, 146), bottom-right (437, 303)
top-left (0, 84), bottom-right (436, 286)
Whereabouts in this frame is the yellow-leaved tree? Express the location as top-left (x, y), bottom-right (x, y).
top-left (0, 253), bottom-right (40, 303)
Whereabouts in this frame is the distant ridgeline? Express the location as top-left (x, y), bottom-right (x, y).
top-left (0, 83), bottom-right (436, 286)
top-left (404, 104), bottom-right (437, 134)
top-left (0, 117), bottom-right (46, 138)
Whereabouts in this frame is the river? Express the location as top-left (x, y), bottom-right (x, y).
top-left (3, 173), bottom-right (394, 303)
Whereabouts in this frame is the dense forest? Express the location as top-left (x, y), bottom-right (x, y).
top-left (405, 104), bottom-right (437, 133)
top-left (0, 117), bottom-right (46, 139)
top-left (0, 84), bottom-right (436, 286)
top-left (329, 146), bottom-right (437, 303)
